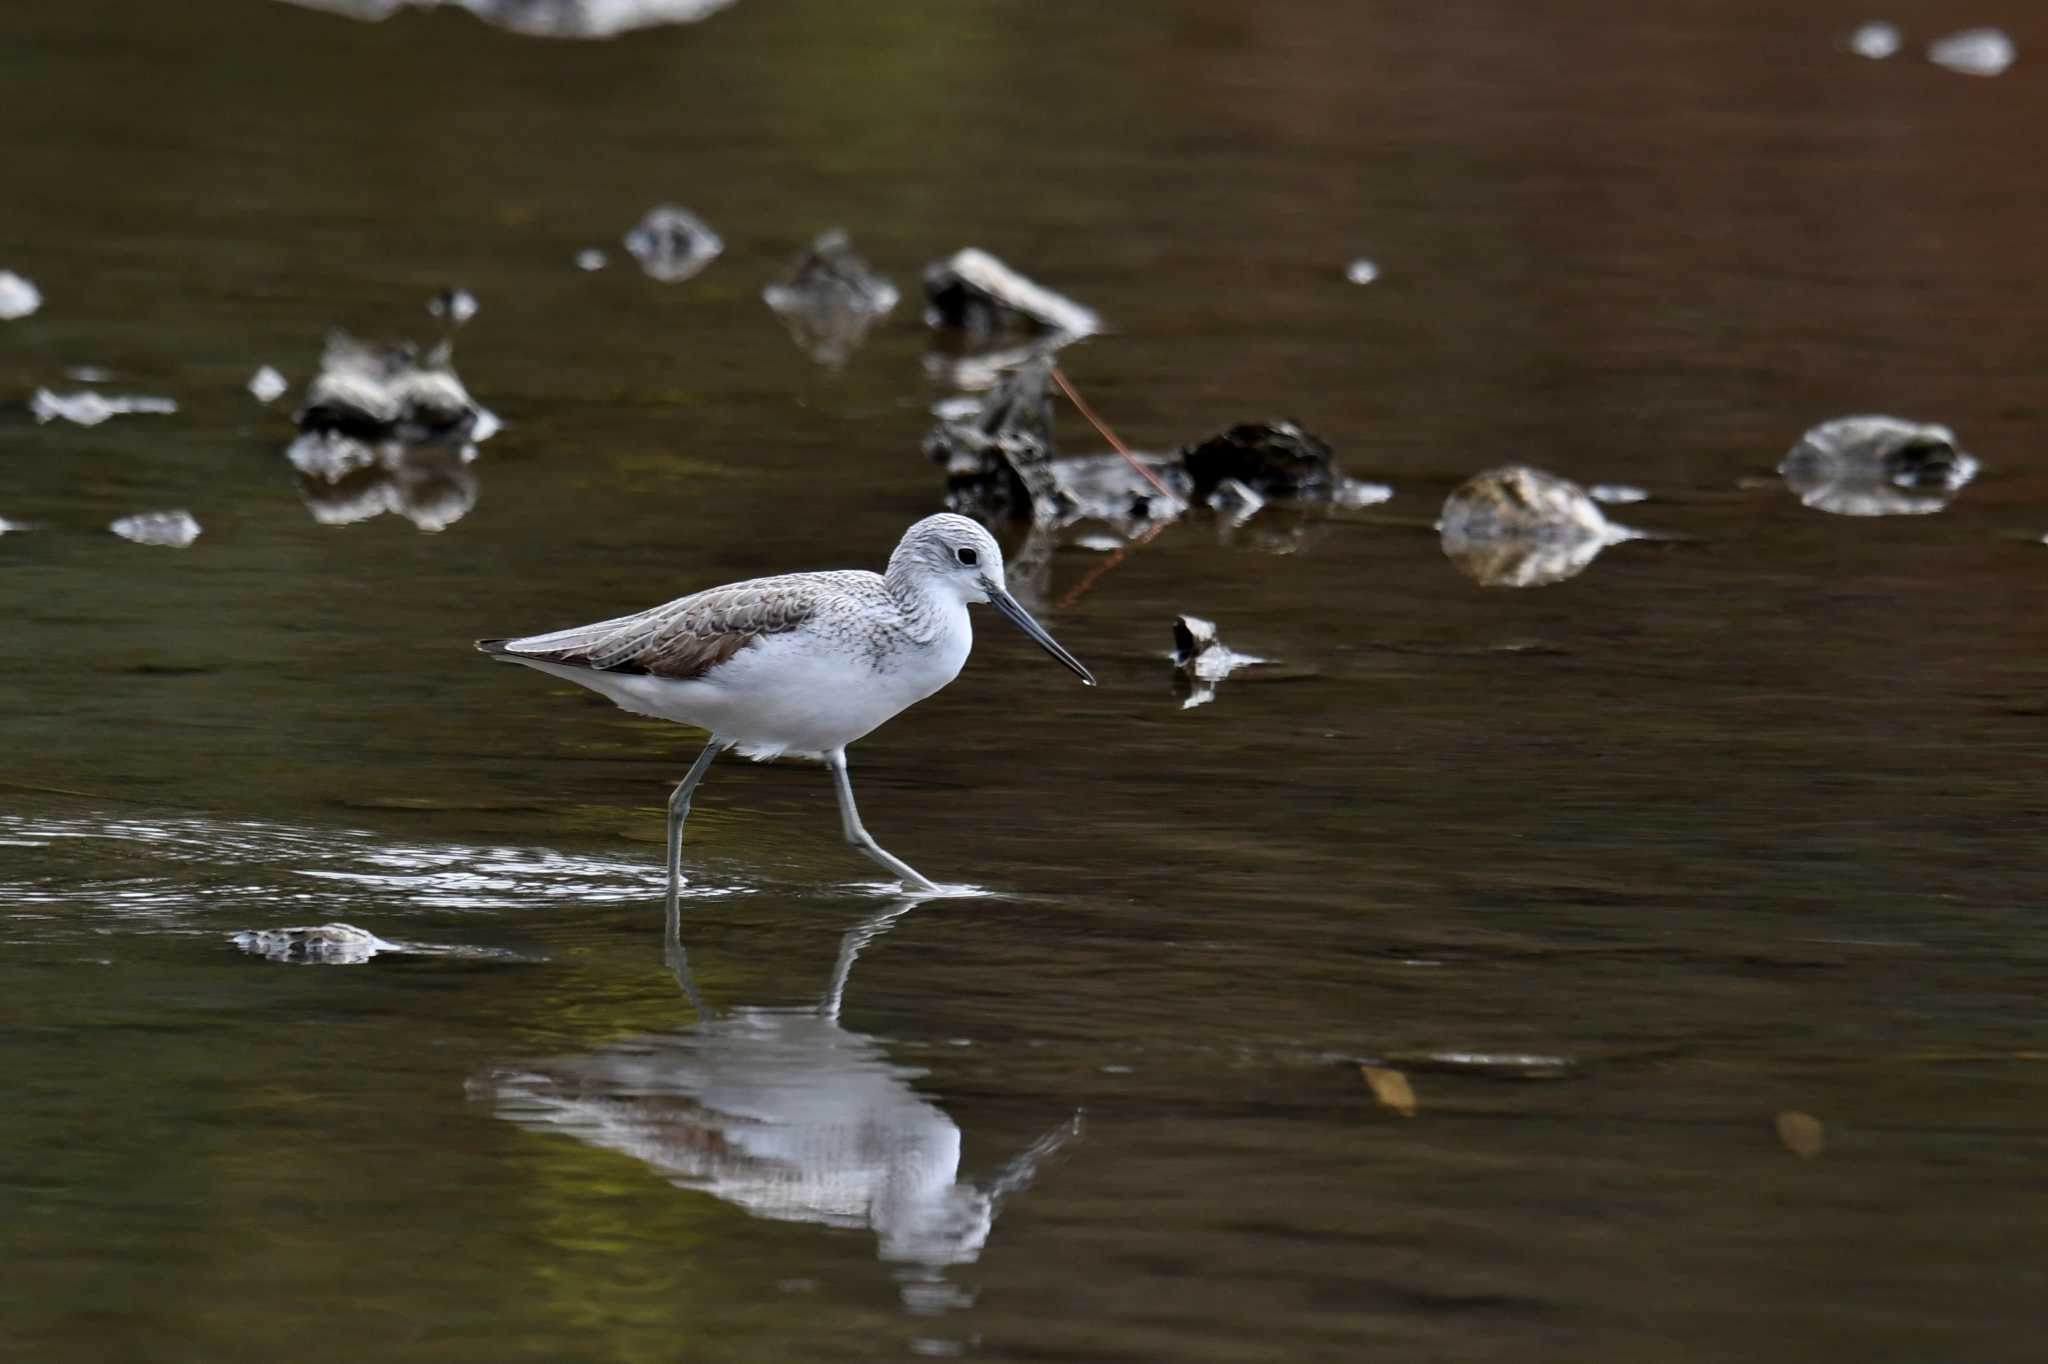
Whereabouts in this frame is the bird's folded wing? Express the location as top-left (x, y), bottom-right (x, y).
top-left (495, 577), bottom-right (824, 681)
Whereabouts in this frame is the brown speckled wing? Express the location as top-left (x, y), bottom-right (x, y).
top-left (491, 576), bottom-right (825, 681)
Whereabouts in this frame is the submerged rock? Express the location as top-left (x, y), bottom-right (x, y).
top-left (1181, 420), bottom-right (1339, 498)
top-left (762, 230), bottom-right (899, 366)
top-left (1779, 415), bottom-right (1977, 517)
top-left (1170, 615), bottom-right (1266, 710)
top-left (1928, 28), bottom-right (2014, 76)
top-left (277, 0), bottom-right (739, 38)
top-left (625, 203), bottom-right (722, 283)
top-left (1439, 466), bottom-right (1630, 588)
top-left (926, 357), bottom-right (1062, 520)
top-left (923, 248), bottom-right (1099, 339)
top-left (109, 510), bottom-right (202, 548)
top-left (0, 270), bottom-right (41, 321)
top-left (30, 389), bottom-right (177, 426)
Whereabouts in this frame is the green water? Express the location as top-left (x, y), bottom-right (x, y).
top-left (4, 2), bottom-right (2046, 1360)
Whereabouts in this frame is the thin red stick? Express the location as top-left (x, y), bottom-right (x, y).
top-left (1050, 365), bottom-right (1183, 507)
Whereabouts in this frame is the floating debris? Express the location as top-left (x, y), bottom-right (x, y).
top-left (574, 247), bottom-right (607, 271)
top-left (1779, 415), bottom-right (1977, 517)
top-left (1181, 420), bottom-right (1340, 499)
top-left (1849, 21), bottom-right (1901, 60)
top-left (762, 229), bottom-right (899, 366)
top-left (109, 510), bottom-right (202, 548)
top-left (0, 271), bottom-right (43, 320)
top-left (923, 248), bottom-right (1100, 339)
top-left (1928, 27), bottom-right (2014, 76)
top-left (1170, 614), bottom-right (1266, 710)
top-left (294, 332), bottom-right (485, 443)
top-left (624, 203), bottom-right (723, 283)
top-left (247, 365), bottom-right (288, 404)
top-left (1361, 1065), bottom-right (1416, 1117)
top-left (1333, 478), bottom-right (1393, 508)
top-left (1588, 483), bottom-right (1648, 505)
top-left (429, 286), bottom-right (479, 325)
top-left (0, 516), bottom-right (36, 535)
top-left (1344, 258), bottom-right (1380, 285)
top-left (1776, 1110), bottom-right (1825, 1159)
top-left (30, 389), bottom-right (177, 427)
top-left (276, 0), bottom-right (741, 39)
top-left (1439, 466), bottom-right (1637, 588)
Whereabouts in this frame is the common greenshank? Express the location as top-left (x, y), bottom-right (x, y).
top-left (479, 513), bottom-right (1094, 903)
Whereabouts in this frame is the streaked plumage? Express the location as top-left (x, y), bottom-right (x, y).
top-left (479, 514), bottom-right (1094, 898)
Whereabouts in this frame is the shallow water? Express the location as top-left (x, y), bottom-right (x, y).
top-left (5, 2), bottom-right (2048, 1360)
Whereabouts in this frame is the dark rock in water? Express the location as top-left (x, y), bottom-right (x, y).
top-left (1180, 421), bottom-right (1338, 498)
top-left (294, 332), bottom-right (483, 443)
top-left (1169, 614), bottom-right (1265, 710)
top-left (925, 357), bottom-right (1063, 520)
top-left (624, 203), bottom-right (723, 283)
top-left (1439, 466), bottom-right (1625, 588)
top-left (923, 248), bottom-right (1099, 338)
top-left (1778, 415), bottom-right (1978, 517)
top-left (762, 230), bottom-right (899, 367)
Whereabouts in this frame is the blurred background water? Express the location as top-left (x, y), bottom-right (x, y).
top-left (3, 2), bottom-right (2047, 1360)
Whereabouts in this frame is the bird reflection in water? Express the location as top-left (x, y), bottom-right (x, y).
top-left (478, 900), bottom-right (1080, 1311)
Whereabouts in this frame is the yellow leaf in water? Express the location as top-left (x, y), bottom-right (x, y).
top-left (1777, 1110), bottom-right (1824, 1159)
top-left (1362, 1066), bottom-right (1417, 1117)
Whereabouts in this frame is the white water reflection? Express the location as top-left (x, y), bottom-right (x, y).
top-left (479, 900), bottom-right (1079, 1309)
top-left (0, 810), bottom-right (730, 923)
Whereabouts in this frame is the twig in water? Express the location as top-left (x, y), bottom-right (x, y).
top-left (1050, 365), bottom-right (1183, 508)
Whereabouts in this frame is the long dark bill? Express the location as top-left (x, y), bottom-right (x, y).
top-left (988, 588), bottom-right (1097, 686)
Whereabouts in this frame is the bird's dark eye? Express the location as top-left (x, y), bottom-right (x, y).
top-left (956, 546), bottom-right (979, 566)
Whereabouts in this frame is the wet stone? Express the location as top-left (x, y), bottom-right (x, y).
top-left (1180, 420), bottom-right (1339, 499)
top-left (1344, 258), bottom-right (1379, 285)
top-left (624, 203), bottom-right (723, 283)
top-left (1205, 477), bottom-right (1266, 528)
top-left (1439, 466), bottom-right (1624, 588)
top-left (109, 510), bottom-right (202, 548)
top-left (1779, 415), bottom-right (1977, 517)
top-left (762, 229), bottom-right (899, 367)
top-left (926, 357), bottom-right (1062, 520)
top-left (0, 270), bottom-right (41, 320)
top-left (1928, 28), bottom-right (2014, 77)
top-left (247, 365), bottom-right (288, 404)
top-left (30, 389), bottom-right (177, 426)
top-left (295, 332), bottom-right (484, 444)
top-left (574, 247), bottom-right (607, 271)
top-left (922, 248), bottom-right (1100, 339)
top-left (232, 922), bottom-right (393, 964)
top-left (1849, 21), bottom-right (1901, 60)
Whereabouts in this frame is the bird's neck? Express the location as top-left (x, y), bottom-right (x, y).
top-left (884, 565), bottom-right (961, 647)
